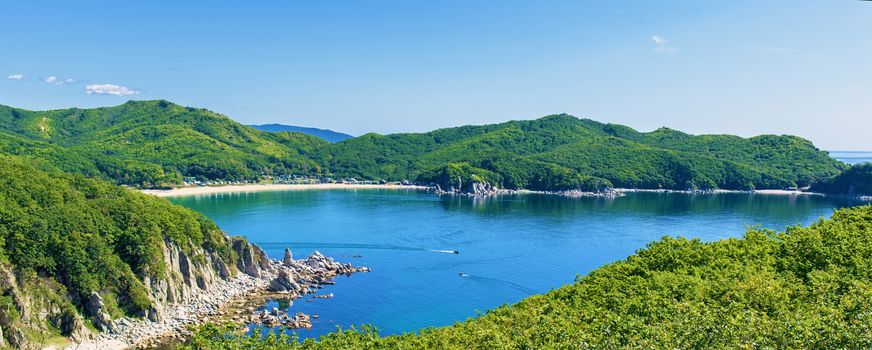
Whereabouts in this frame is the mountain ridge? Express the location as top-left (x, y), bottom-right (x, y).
top-left (0, 101), bottom-right (848, 192)
top-left (249, 123), bottom-right (353, 143)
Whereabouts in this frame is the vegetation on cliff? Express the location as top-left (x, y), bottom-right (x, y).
top-left (0, 102), bottom-right (847, 192)
top-left (186, 205), bottom-right (872, 349)
top-left (0, 154), bottom-right (254, 347)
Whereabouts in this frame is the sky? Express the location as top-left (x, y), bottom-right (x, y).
top-left (1, 1), bottom-right (870, 150)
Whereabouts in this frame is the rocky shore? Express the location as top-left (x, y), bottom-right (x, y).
top-left (66, 247), bottom-right (368, 349)
top-left (428, 182), bottom-right (621, 198)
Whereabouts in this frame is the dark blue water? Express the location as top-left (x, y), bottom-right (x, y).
top-left (830, 150), bottom-right (872, 165)
top-left (169, 190), bottom-right (862, 338)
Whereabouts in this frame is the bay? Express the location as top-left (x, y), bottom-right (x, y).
top-left (169, 189), bottom-right (861, 338)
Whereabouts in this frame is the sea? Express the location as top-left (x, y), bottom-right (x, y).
top-left (168, 189), bottom-right (865, 339)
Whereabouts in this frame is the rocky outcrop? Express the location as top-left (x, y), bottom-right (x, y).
top-left (144, 236), bottom-right (274, 316)
top-left (282, 248), bottom-right (294, 267)
top-left (266, 250), bottom-right (368, 295)
top-left (431, 183), bottom-right (623, 198)
top-left (250, 250), bottom-right (368, 330)
top-left (76, 244), bottom-right (367, 349)
top-left (267, 268), bottom-right (301, 293)
top-left (431, 181), bottom-right (502, 196)
top-left (0, 233), bottom-right (362, 349)
top-left (0, 263), bottom-right (94, 349)
top-left (249, 308), bottom-right (312, 329)
top-left (232, 237), bottom-right (272, 278)
top-left (86, 292), bottom-right (114, 332)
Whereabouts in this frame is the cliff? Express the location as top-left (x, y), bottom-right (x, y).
top-left (0, 155), bottom-right (279, 348)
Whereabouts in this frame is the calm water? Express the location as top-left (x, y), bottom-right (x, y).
top-left (169, 190), bottom-right (862, 338)
top-left (831, 150), bottom-right (872, 165)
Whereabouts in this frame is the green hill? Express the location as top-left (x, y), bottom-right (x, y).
top-left (0, 101), bottom-right (327, 187)
top-left (0, 154), bottom-right (271, 348)
top-left (317, 114), bottom-right (845, 191)
top-left (188, 204), bottom-right (872, 349)
top-left (0, 102), bottom-right (846, 192)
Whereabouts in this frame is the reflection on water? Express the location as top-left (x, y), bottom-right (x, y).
top-left (170, 189), bottom-right (861, 338)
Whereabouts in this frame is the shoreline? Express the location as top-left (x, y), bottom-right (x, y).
top-left (62, 251), bottom-right (369, 350)
top-left (615, 188), bottom-right (826, 196)
top-left (141, 183), bottom-right (428, 197)
top-left (139, 183), bottom-right (867, 200)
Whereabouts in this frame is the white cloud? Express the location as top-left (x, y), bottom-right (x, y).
top-left (85, 84), bottom-right (140, 96)
top-left (7, 74), bottom-right (25, 80)
top-left (651, 35), bottom-right (667, 45)
top-left (651, 35), bottom-right (679, 54)
top-left (44, 76), bottom-right (76, 85)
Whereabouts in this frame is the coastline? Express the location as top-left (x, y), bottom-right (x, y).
top-left (141, 183), bottom-right (428, 197)
top-left (615, 188), bottom-right (826, 196)
top-left (140, 183), bottom-right (862, 199)
top-left (62, 250), bottom-right (368, 350)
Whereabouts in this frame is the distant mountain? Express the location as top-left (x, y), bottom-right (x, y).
top-left (249, 123), bottom-right (353, 143)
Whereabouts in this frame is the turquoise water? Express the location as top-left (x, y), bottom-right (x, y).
top-left (169, 190), bottom-right (862, 338)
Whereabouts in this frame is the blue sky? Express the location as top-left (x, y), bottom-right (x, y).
top-left (2, 1), bottom-right (870, 149)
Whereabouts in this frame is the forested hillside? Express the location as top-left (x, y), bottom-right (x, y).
top-left (0, 154), bottom-right (265, 348)
top-left (187, 205), bottom-right (872, 349)
top-left (0, 101), bottom-right (326, 187)
top-left (318, 114), bottom-right (845, 191)
top-left (812, 163), bottom-right (872, 196)
top-left (0, 102), bottom-right (846, 192)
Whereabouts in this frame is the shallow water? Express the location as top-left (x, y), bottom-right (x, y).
top-left (169, 190), bottom-right (863, 338)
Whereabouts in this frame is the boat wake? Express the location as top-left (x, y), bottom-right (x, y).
top-left (430, 249), bottom-right (460, 254)
top-left (458, 273), bottom-right (537, 294)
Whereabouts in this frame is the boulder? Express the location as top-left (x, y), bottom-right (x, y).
top-left (267, 269), bottom-right (301, 292)
top-left (282, 248), bottom-right (294, 267)
top-left (86, 292), bottom-right (103, 316)
top-left (232, 238), bottom-right (265, 278)
top-left (86, 292), bottom-right (114, 332)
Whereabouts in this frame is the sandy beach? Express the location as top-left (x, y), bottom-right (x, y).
top-left (141, 183), bottom-right (428, 197)
top-left (142, 184), bottom-right (835, 198)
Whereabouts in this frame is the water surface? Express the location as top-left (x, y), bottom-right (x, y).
top-left (830, 150), bottom-right (872, 165)
top-left (169, 190), bottom-right (861, 338)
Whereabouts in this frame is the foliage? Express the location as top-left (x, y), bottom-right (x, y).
top-left (811, 163), bottom-right (872, 196)
top-left (186, 205), bottom-right (872, 349)
top-left (0, 101), bottom-right (327, 188)
top-left (416, 162), bottom-right (502, 191)
top-left (0, 103), bottom-right (845, 191)
top-left (317, 114), bottom-right (844, 191)
top-left (0, 154), bottom-right (240, 319)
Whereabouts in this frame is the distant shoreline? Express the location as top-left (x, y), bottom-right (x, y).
top-left (140, 183), bottom-right (428, 197)
top-left (140, 183), bottom-right (840, 199)
top-left (615, 188), bottom-right (825, 196)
